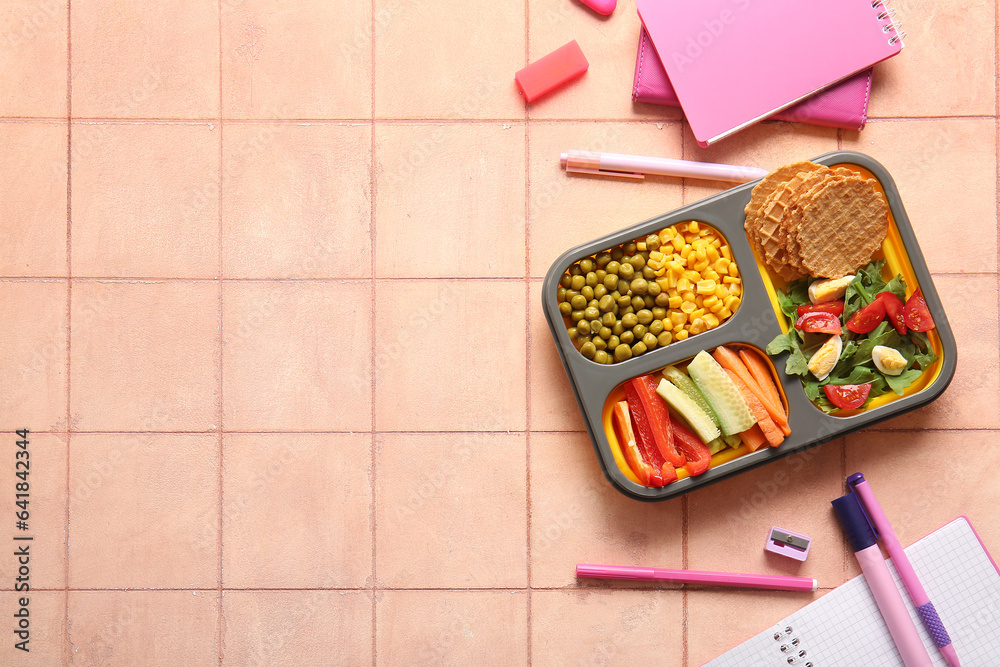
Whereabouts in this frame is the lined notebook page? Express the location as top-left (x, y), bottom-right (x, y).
top-left (705, 518), bottom-right (1000, 666)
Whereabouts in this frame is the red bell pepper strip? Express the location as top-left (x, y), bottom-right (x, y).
top-left (669, 413), bottom-right (711, 476)
top-left (625, 387), bottom-right (670, 486)
top-left (628, 375), bottom-right (685, 468)
top-left (612, 401), bottom-right (655, 486)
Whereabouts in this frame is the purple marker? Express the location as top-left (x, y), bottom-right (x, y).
top-left (832, 493), bottom-right (932, 667)
top-left (849, 473), bottom-right (962, 666)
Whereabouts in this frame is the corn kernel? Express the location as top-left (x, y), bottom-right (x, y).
top-left (690, 307), bottom-right (706, 320)
top-left (671, 234), bottom-right (684, 252)
top-left (680, 245), bottom-right (692, 260)
top-left (667, 295), bottom-right (682, 309)
top-left (673, 323), bottom-right (685, 334)
top-left (687, 221), bottom-right (700, 234)
top-left (704, 270), bottom-right (720, 283)
top-left (689, 318), bottom-right (707, 335)
top-left (683, 270), bottom-right (701, 282)
top-left (714, 285), bottom-right (728, 299)
top-left (669, 261), bottom-right (685, 274)
top-left (675, 329), bottom-right (689, 341)
top-left (728, 283), bottom-right (742, 297)
top-left (669, 311), bottom-right (687, 327)
top-left (650, 250), bottom-right (665, 262)
top-left (662, 226), bottom-right (676, 239)
top-left (711, 238), bottom-right (722, 248)
top-left (694, 295), bottom-right (704, 308)
top-left (721, 245), bottom-right (732, 261)
top-left (709, 301), bottom-right (725, 314)
top-left (692, 259), bottom-right (710, 272)
top-left (706, 246), bottom-right (720, 263)
top-left (719, 307), bottom-right (732, 319)
top-left (682, 291), bottom-right (697, 303)
top-left (704, 313), bottom-right (720, 329)
top-left (725, 296), bottom-right (741, 311)
top-left (680, 300), bottom-right (696, 314)
top-left (694, 249), bottom-right (707, 263)
top-left (714, 257), bottom-right (731, 274)
top-left (654, 267), bottom-right (666, 277)
top-left (656, 277), bottom-right (672, 292)
top-left (696, 279), bottom-right (716, 295)
top-left (723, 276), bottom-right (741, 284)
top-left (703, 295), bottom-right (719, 309)
top-left (676, 277), bottom-right (692, 293)
top-left (728, 262), bottom-right (740, 278)
top-left (637, 241), bottom-right (647, 252)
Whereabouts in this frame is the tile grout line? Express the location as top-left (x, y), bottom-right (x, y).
top-left (370, 0), bottom-right (378, 663)
top-left (680, 131), bottom-right (689, 667)
top-left (524, 3), bottom-right (532, 663)
top-left (216, 1), bottom-right (225, 663)
top-left (64, 0), bottom-right (72, 660)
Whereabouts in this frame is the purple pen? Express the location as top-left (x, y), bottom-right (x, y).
top-left (849, 473), bottom-right (962, 667)
top-left (832, 493), bottom-right (932, 667)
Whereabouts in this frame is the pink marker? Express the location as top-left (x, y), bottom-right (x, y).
top-left (576, 564), bottom-right (817, 592)
top-left (832, 494), bottom-right (933, 667)
top-left (577, 0), bottom-right (616, 16)
top-left (849, 473), bottom-right (962, 667)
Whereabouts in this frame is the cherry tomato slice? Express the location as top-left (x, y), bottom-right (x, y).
top-left (823, 383), bottom-right (872, 410)
top-left (797, 301), bottom-right (845, 317)
top-left (875, 292), bottom-right (906, 335)
top-left (794, 311), bottom-right (842, 335)
top-left (846, 299), bottom-right (886, 334)
top-left (904, 289), bottom-right (936, 332)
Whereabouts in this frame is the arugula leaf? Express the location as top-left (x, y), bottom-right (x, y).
top-left (776, 280), bottom-right (811, 319)
top-left (910, 332), bottom-right (939, 370)
top-left (785, 345), bottom-right (809, 377)
top-left (766, 330), bottom-right (810, 377)
top-left (882, 274), bottom-right (907, 302)
top-left (766, 332), bottom-right (794, 355)
top-left (885, 368), bottom-right (924, 395)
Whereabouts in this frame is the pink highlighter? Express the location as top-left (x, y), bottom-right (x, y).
top-left (832, 494), bottom-right (933, 667)
top-left (577, 0), bottom-right (616, 16)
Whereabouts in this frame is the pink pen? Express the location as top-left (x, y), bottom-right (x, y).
top-left (849, 473), bottom-right (962, 667)
top-left (576, 564), bottom-right (817, 592)
top-left (560, 149), bottom-right (768, 183)
top-left (832, 494), bottom-right (933, 667)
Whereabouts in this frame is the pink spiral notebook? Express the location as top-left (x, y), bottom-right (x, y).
top-left (632, 26), bottom-right (873, 132)
top-left (635, 0), bottom-right (904, 147)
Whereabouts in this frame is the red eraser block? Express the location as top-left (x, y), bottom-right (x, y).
top-left (515, 40), bottom-right (589, 103)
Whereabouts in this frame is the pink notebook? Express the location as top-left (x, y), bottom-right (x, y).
top-left (632, 27), bottom-right (873, 132)
top-left (635, 0), bottom-right (903, 147)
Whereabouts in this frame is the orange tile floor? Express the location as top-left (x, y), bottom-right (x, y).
top-left (0, 0), bottom-right (997, 665)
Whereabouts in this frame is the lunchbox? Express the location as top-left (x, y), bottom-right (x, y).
top-left (541, 151), bottom-right (957, 502)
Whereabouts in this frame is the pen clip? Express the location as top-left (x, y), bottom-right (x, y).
top-left (846, 472), bottom-right (880, 541)
top-left (564, 154), bottom-right (645, 182)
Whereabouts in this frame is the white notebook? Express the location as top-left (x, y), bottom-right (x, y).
top-left (705, 518), bottom-right (1000, 666)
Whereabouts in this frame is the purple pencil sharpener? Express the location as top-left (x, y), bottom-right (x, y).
top-left (766, 527), bottom-right (812, 562)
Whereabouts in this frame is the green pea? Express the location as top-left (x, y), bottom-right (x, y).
top-left (580, 341), bottom-right (596, 359)
top-left (598, 295), bottom-right (615, 312)
top-left (631, 341), bottom-right (647, 356)
top-left (571, 310), bottom-right (585, 322)
top-left (619, 263), bottom-right (635, 280)
top-left (642, 266), bottom-right (657, 280)
top-left (655, 293), bottom-right (670, 307)
top-left (603, 274), bottom-right (619, 290)
top-left (570, 264), bottom-right (582, 276)
top-left (620, 331), bottom-right (635, 345)
top-left (570, 294), bottom-right (586, 310)
top-left (620, 306), bottom-right (634, 316)
top-left (558, 302), bottom-right (572, 317)
top-left (593, 337), bottom-right (607, 351)
top-left (607, 335), bottom-right (620, 349)
top-left (643, 295), bottom-right (655, 308)
top-left (580, 258), bottom-right (594, 273)
top-left (612, 322), bottom-right (624, 336)
top-left (651, 307), bottom-right (666, 320)
top-left (632, 324), bottom-right (646, 338)
top-left (647, 281), bottom-right (661, 297)
top-left (621, 312), bottom-right (638, 328)
top-left (570, 275), bottom-right (585, 290)
top-left (588, 299), bottom-right (599, 309)
top-left (648, 319), bottom-right (664, 335)
top-left (584, 306), bottom-right (600, 320)
top-left (606, 260), bottom-right (621, 275)
top-left (657, 331), bottom-right (672, 346)
top-left (601, 312), bottom-right (616, 327)
top-left (589, 320), bottom-right (602, 335)
top-left (557, 286), bottom-right (567, 301)
top-left (614, 344), bottom-right (632, 362)
top-left (610, 247), bottom-right (624, 261)
top-left (617, 295), bottom-right (631, 309)
top-left (630, 278), bottom-right (648, 295)
top-left (629, 255), bottom-right (645, 270)
top-left (643, 332), bottom-right (658, 350)
top-left (623, 243), bottom-right (637, 255)
top-left (575, 319), bottom-right (591, 334)
top-left (581, 286), bottom-right (595, 300)
top-left (596, 252), bottom-right (612, 267)
top-left (594, 350), bottom-right (610, 364)
top-left (585, 272), bottom-right (598, 288)
top-left (645, 234), bottom-right (661, 251)
top-left (636, 309), bottom-right (653, 325)
top-left (631, 296), bottom-right (645, 311)
top-left (617, 278), bottom-right (631, 294)
top-left (560, 274), bottom-right (572, 288)
top-left (577, 335), bottom-right (591, 345)
top-left (594, 284), bottom-right (607, 300)
top-left (595, 269), bottom-right (607, 283)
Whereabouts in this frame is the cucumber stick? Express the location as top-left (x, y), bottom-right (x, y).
top-left (662, 365), bottom-right (721, 427)
top-left (686, 351), bottom-right (755, 436)
top-left (706, 438), bottom-right (727, 456)
top-left (656, 379), bottom-right (720, 444)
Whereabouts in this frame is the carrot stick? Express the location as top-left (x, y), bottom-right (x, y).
top-left (740, 348), bottom-right (783, 415)
top-left (713, 346), bottom-right (790, 436)
top-left (739, 424), bottom-right (767, 452)
top-left (724, 369), bottom-right (783, 447)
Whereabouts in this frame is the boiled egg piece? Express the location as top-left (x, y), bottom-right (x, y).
top-left (808, 275), bottom-right (854, 304)
top-left (808, 334), bottom-right (843, 381)
top-left (872, 345), bottom-right (907, 376)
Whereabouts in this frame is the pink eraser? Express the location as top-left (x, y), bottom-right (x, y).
top-left (765, 527), bottom-right (812, 562)
top-left (515, 40), bottom-right (589, 103)
top-left (578, 0), bottom-right (616, 16)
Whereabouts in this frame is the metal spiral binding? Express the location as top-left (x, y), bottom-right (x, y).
top-left (872, 0), bottom-right (906, 46)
